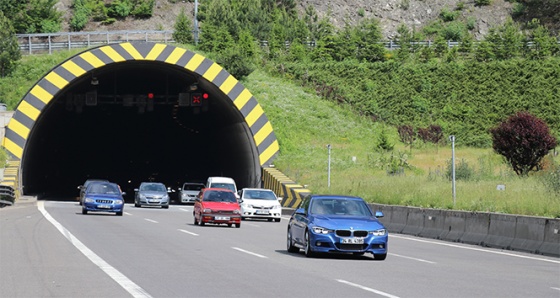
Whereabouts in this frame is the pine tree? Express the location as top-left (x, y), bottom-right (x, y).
top-left (0, 11), bottom-right (21, 77)
top-left (173, 8), bottom-right (193, 44)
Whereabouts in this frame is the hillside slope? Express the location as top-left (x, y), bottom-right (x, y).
top-left (54, 0), bottom-right (515, 40)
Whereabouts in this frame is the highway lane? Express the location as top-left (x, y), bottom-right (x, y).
top-left (1, 199), bottom-right (559, 298)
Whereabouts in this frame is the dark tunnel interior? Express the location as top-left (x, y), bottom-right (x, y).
top-left (21, 61), bottom-right (262, 202)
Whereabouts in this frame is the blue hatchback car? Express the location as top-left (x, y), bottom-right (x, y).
top-left (287, 195), bottom-right (388, 260)
top-left (82, 182), bottom-right (125, 216)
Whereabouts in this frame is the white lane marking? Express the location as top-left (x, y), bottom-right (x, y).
top-left (281, 216), bottom-right (291, 220)
top-left (242, 222), bottom-right (260, 227)
top-left (336, 279), bottom-right (400, 298)
top-left (124, 212), bottom-right (133, 216)
top-left (232, 247), bottom-right (268, 259)
top-left (179, 208), bottom-right (191, 212)
top-left (391, 234), bottom-right (560, 264)
top-left (178, 229), bottom-right (199, 236)
top-left (144, 218), bottom-right (158, 223)
top-left (552, 287), bottom-right (560, 291)
top-left (38, 201), bottom-right (152, 298)
top-left (390, 253), bottom-right (436, 264)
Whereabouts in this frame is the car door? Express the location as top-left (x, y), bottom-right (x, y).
top-left (291, 196), bottom-right (311, 245)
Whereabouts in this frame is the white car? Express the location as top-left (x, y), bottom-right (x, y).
top-left (238, 188), bottom-right (282, 222)
top-left (179, 182), bottom-right (205, 204)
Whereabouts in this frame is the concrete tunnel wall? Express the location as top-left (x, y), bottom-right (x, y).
top-left (1, 42), bottom-right (280, 199)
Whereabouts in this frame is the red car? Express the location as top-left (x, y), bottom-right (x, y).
top-left (193, 188), bottom-right (242, 228)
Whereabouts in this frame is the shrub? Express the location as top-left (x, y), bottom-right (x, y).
top-left (446, 158), bottom-right (475, 181)
top-left (398, 124), bottom-right (416, 151)
top-left (173, 8), bottom-right (193, 44)
top-left (490, 112), bottom-right (558, 176)
top-left (0, 11), bottom-right (22, 77)
top-left (132, 0), bottom-right (155, 18)
top-left (475, 0), bottom-right (492, 6)
top-left (108, 0), bottom-right (133, 18)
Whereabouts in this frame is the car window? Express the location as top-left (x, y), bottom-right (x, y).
top-left (89, 183), bottom-right (119, 194)
top-left (204, 191), bottom-right (236, 202)
top-left (245, 190), bottom-right (276, 200)
top-left (141, 183), bottom-right (165, 191)
top-left (211, 183), bottom-right (235, 192)
top-left (184, 184), bottom-right (203, 191)
top-left (311, 199), bottom-right (371, 216)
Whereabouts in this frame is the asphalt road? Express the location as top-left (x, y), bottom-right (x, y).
top-left (1, 199), bottom-right (559, 298)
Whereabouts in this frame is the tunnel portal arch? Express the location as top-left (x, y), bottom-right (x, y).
top-left (2, 42), bottom-right (279, 199)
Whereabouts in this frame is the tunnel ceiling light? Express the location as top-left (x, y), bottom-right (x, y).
top-left (91, 77), bottom-right (99, 86)
top-left (190, 83), bottom-right (198, 91)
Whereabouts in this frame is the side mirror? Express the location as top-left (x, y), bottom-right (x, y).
top-left (375, 211), bottom-right (384, 218)
top-left (134, 188), bottom-right (139, 192)
top-left (122, 192), bottom-right (127, 196)
top-left (295, 207), bottom-right (305, 215)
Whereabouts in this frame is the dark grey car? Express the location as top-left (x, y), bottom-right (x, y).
top-left (134, 182), bottom-right (170, 209)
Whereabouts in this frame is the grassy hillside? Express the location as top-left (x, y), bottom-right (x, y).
top-left (1, 48), bottom-right (559, 217)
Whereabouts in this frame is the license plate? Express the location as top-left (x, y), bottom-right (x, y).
top-left (98, 204), bottom-right (111, 209)
top-left (149, 199), bottom-right (160, 203)
top-left (341, 238), bottom-right (364, 244)
top-left (255, 210), bottom-right (269, 214)
top-left (215, 216), bottom-right (230, 220)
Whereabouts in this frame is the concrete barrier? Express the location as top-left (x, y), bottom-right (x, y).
top-left (509, 216), bottom-right (546, 254)
top-left (387, 205), bottom-right (409, 233)
top-left (439, 211), bottom-right (466, 242)
top-left (539, 219), bottom-right (560, 257)
top-left (460, 212), bottom-right (490, 246)
top-left (402, 207), bottom-right (424, 236)
top-left (483, 213), bottom-right (517, 249)
top-left (418, 209), bottom-right (445, 239)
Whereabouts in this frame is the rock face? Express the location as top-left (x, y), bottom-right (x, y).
top-left (56, 0), bottom-right (514, 41)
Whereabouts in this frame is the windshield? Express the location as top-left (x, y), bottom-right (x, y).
top-left (140, 183), bottom-right (166, 192)
top-left (210, 183), bottom-right (236, 192)
top-left (183, 184), bottom-right (204, 191)
top-left (244, 190), bottom-right (276, 200)
top-left (87, 183), bottom-right (120, 195)
top-left (310, 199), bottom-right (371, 216)
top-left (204, 191), bottom-right (237, 203)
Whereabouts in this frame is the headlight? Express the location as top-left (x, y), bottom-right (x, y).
top-left (203, 208), bottom-right (212, 213)
top-left (233, 209), bottom-right (241, 214)
top-left (272, 204), bottom-right (281, 209)
top-left (84, 197), bottom-right (94, 203)
top-left (114, 200), bottom-right (123, 205)
top-left (163, 194), bottom-right (169, 200)
top-left (139, 194), bottom-right (146, 199)
top-left (242, 203), bottom-right (253, 208)
top-left (312, 226), bottom-right (332, 234)
top-left (371, 229), bottom-right (387, 236)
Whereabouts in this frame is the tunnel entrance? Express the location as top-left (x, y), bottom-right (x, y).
top-left (3, 42), bottom-right (279, 201)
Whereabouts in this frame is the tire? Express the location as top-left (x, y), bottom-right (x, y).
top-left (116, 211), bottom-right (123, 216)
top-left (275, 218), bottom-right (281, 222)
top-left (304, 230), bottom-right (315, 258)
top-left (134, 202), bottom-right (140, 208)
top-left (199, 217), bottom-right (205, 226)
top-left (235, 223), bottom-right (241, 228)
top-left (227, 223), bottom-right (232, 227)
top-left (286, 228), bottom-right (299, 253)
top-left (193, 212), bottom-right (198, 225)
top-left (163, 205), bottom-right (169, 209)
top-left (374, 253), bottom-right (387, 260)
top-left (82, 208), bottom-right (87, 215)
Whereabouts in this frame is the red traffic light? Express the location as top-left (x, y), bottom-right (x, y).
top-left (148, 93), bottom-right (154, 99)
top-left (203, 93), bottom-right (209, 99)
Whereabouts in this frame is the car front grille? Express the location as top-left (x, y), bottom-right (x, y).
top-left (215, 210), bottom-right (236, 215)
top-left (335, 230), bottom-right (368, 237)
top-left (335, 243), bottom-right (368, 250)
top-left (96, 199), bottom-right (113, 204)
top-left (254, 206), bottom-right (273, 210)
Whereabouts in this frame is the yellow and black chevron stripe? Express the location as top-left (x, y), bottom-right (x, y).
top-left (2, 42), bottom-right (279, 166)
top-left (262, 167), bottom-right (311, 208)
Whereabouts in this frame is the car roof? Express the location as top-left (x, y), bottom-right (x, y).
top-left (202, 187), bottom-right (234, 193)
top-left (309, 195), bottom-right (364, 201)
top-left (241, 188), bottom-right (274, 192)
top-left (183, 182), bottom-right (205, 185)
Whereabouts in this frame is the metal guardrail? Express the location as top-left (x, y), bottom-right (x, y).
top-left (16, 30), bottom-right (560, 55)
top-left (0, 184), bottom-right (15, 207)
top-left (17, 30), bottom-right (175, 54)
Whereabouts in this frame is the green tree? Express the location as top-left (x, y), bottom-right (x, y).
top-left (354, 18), bottom-right (385, 62)
top-left (1, 0), bottom-right (62, 33)
top-left (0, 11), bottom-right (21, 77)
top-left (173, 8), bottom-right (193, 44)
top-left (527, 19), bottom-right (559, 59)
top-left (485, 18), bottom-right (525, 60)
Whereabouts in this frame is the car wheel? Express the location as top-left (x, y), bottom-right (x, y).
top-left (268, 218), bottom-right (273, 222)
top-left (235, 223), bottom-right (241, 228)
top-left (373, 253), bottom-right (387, 261)
top-left (304, 230), bottom-right (315, 258)
top-left (286, 227), bottom-right (299, 253)
top-left (163, 205), bottom-right (169, 209)
top-left (275, 218), bottom-right (281, 222)
top-left (227, 223), bottom-right (232, 227)
top-left (199, 217), bottom-right (205, 226)
top-left (193, 212), bottom-right (198, 225)
top-left (82, 208), bottom-right (87, 215)
top-left (116, 211), bottom-right (123, 216)
top-left (134, 202), bottom-right (140, 208)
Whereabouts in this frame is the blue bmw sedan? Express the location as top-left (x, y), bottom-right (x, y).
top-left (287, 195), bottom-right (388, 260)
top-left (82, 182), bottom-right (125, 216)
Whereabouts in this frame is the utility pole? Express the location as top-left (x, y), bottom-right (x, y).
top-left (449, 135), bottom-right (456, 206)
top-left (194, 0), bottom-right (199, 45)
top-left (327, 144), bottom-right (331, 189)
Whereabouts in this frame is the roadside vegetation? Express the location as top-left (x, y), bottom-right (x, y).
top-left (0, 0), bottom-right (559, 217)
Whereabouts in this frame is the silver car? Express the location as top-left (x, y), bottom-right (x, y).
top-left (134, 182), bottom-right (170, 209)
top-left (179, 182), bottom-right (205, 204)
